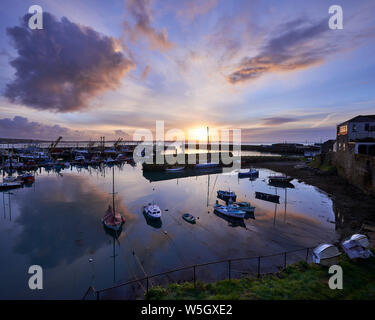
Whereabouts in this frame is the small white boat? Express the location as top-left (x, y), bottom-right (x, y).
top-left (75, 155), bottom-right (85, 162)
top-left (144, 203), bottom-right (162, 219)
top-left (213, 202), bottom-right (245, 219)
top-left (105, 157), bottom-right (115, 163)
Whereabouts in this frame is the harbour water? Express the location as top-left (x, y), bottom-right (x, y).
top-left (0, 163), bottom-right (337, 299)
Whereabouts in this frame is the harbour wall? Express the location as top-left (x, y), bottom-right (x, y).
top-left (332, 151), bottom-right (375, 196)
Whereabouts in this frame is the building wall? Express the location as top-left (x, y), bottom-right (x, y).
top-left (347, 121), bottom-right (375, 141)
top-left (333, 151), bottom-right (375, 196)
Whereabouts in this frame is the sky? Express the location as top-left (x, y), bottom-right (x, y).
top-left (0, 0), bottom-right (374, 143)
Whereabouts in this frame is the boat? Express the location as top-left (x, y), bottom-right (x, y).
top-left (105, 157), bottom-right (115, 164)
top-left (102, 166), bottom-right (126, 231)
top-left (182, 213), bottom-right (196, 224)
top-left (268, 175), bottom-right (293, 183)
top-left (165, 166), bottom-right (185, 172)
top-left (217, 190), bottom-right (237, 202)
top-left (255, 191), bottom-right (280, 204)
top-left (195, 162), bottom-right (218, 169)
top-left (0, 181), bottom-right (23, 191)
top-left (231, 201), bottom-right (255, 214)
top-left (268, 180), bottom-right (295, 189)
top-left (74, 155), bottom-right (85, 162)
top-left (102, 205), bottom-right (125, 231)
top-left (144, 203), bottom-right (162, 219)
top-left (22, 173), bottom-right (35, 183)
top-left (238, 168), bottom-right (259, 179)
top-left (3, 176), bottom-right (23, 183)
top-left (213, 202), bottom-right (245, 219)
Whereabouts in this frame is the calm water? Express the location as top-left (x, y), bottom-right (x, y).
top-left (0, 163), bottom-right (337, 299)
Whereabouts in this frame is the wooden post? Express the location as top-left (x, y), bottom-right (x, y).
top-left (146, 277), bottom-right (149, 294)
top-left (228, 260), bottom-right (231, 280)
top-left (306, 248), bottom-right (309, 262)
top-left (193, 266), bottom-right (196, 288)
top-left (96, 291), bottom-right (100, 300)
top-left (284, 252), bottom-right (287, 268)
top-left (257, 256), bottom-right (261, 278)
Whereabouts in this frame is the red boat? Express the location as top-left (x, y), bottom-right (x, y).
top-left (22, 173), bottom-right (35, 183)
top-left (102, 205), bottom-right (125, 231)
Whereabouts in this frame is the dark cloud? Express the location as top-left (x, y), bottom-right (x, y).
top-left (5, 12), bottom-right (134, 112)
top-left (0, 116), bottom-right (83, 140)
top-left (227, 19), bottom-right (334, 84)
top-left (262, 117), bottom-right (297, 126)
top-left (124, 0), bottom-right (173, 51)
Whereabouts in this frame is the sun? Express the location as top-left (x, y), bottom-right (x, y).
top-left (189, 127), bottom-right (209, 142)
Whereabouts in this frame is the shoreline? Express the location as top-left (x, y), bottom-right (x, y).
top-left (252, 160), bottom-right (375, 241)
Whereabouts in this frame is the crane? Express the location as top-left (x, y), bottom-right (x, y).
top-left (49, 136), bottom-right (62, 154)
top-left (114, 138), bottom-right (123, 151)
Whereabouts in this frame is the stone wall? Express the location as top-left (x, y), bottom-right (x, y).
top-left (333, 151), bottom-right (375, 196)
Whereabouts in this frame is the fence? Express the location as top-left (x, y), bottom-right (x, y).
top-left (83, 247), bottom-right (312, 300)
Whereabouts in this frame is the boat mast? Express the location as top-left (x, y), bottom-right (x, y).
top-left (112, 165), bottom-right (115, 214)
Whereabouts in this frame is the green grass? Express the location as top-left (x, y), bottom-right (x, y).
top-left (146, 253), bottom-right (375, 300)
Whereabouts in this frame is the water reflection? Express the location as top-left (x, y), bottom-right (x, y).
top-left (12, 175), bottom-right (131, 269)
top-left (0, 164), bottom-right (338, 299)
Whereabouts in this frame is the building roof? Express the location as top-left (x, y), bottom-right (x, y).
top-left (338, 115), bottom-right (375, 127)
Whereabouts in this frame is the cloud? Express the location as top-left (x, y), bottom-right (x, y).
top-left (227, 19), bottom-right (335, 84)
top-left (124, 0), bottom-right (173, 51)
top-left (262, 117), bottom-right (297, 126)
top-left (0, 116), bottom-right (84, 140)
top-left (177, 0), bottom-right (217, 22)
top-left (4, 12), bottom-right (134, 112)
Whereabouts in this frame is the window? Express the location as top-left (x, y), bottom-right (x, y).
top-left (365, 123), bottom-right (369, 131)
top-left (352, 124), bottom-right (357, 132)
top-left (338, 125), bottom-right (347, 135)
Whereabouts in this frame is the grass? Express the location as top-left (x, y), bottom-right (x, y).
top-left (309, 155), bottom-right (336, 173)
top-left (145, 253), bottom-right (375, 300)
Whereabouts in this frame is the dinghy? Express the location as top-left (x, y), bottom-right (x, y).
top-left (182, 213), bottom-right (196, 224)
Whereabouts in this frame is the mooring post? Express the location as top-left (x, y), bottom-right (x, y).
top-left (228, 260), bottom-right (231, 280)
top-left (193, 266), bottom-right (196, 288)
top-left (306, 248), bottom-right (309, 262)
top-left (284, 252), bottom-right (287, 268)
top-left (257, 256), bottom-right (261, 278)
top-left (96, 290), bottom-right (100, 300)
top-left (146, 276), bottom-right (149, 294)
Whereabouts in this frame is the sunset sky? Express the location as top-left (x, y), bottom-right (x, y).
top-left (0, 0), bottom-right (374, 143)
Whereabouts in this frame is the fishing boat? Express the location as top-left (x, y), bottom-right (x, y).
top-left (143, 203), bottom-right (162, 219)
top-left (213, 202), bottom-right (246, 219)
top-left (3, 176), bottom-right (23, 183)
top-left (268, 175), bottom-right (293, 183)
top-left (182, 213), bottom-right (196, 224)
top-left (165, 166), bottom-right (185, 172)
top-left (217, 190), bottom-right (237, 202)
top-left (231, 201), bottom-right (255, 214)
top-left (102, 166), bottom-right (126, 231)
top-left (255, 191), bottom-right (280, 204)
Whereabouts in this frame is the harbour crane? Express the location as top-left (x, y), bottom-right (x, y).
top-left (49, 136), bottom-right (62, 154)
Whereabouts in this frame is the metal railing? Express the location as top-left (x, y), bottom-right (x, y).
top-left (82, 247), bottom-right (312, 300)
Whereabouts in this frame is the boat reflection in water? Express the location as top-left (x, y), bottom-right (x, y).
top-left (212, 209), bottom-right (246, 228)
top-left (142, 210), bottom-right (162, 229)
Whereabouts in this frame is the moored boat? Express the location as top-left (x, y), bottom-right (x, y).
top-left (217, 190), bottom-right (237, 202)
top-left (0, 181), bottom-right (23, 191)
top-left (182, 213), bottom-right (196, 223)
top-left (102, 205), bottom-right (125, 231)
top-left (144, 203), bottom-right (162, 219)
top-left (238, 168), bottom-right (259, 178)
top-left (231, 201), bottom-right (255, 214)
top-left (165, 166), bottom-right (185, 172)
top-left (268, 175), bottom-right (293, 183)
top-left (213, 202), bottom-right (245, 219)
top-left (255, 191), bottom-right (280, 203)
